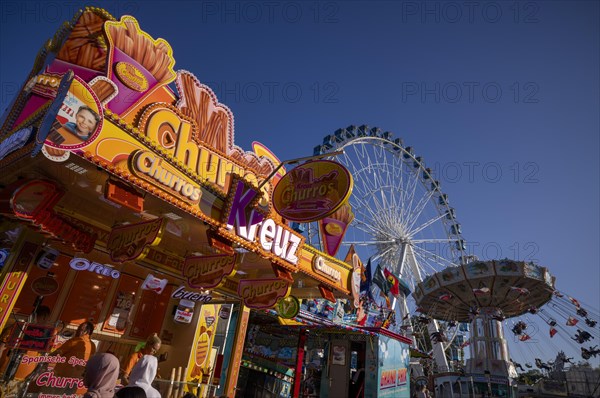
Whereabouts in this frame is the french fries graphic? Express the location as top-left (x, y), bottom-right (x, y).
top-left (105, 16), bottom-right (175, 84)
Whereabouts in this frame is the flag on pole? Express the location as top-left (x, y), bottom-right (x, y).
top-left (360, 258), bottom-right (373, 299)
top-left (383, 267), bottom-right (401, 297)
top-left (372, 264), bottom-right (390, 295)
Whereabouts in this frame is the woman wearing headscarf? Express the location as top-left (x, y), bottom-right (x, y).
top-left (83, 353), bottom-right (120, 398)
top-left (121, 334), bottom-right (161, 384)
top-left (127, 355), bottom-right (161, 398)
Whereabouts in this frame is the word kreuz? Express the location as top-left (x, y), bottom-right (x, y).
top-left (226, 181), bottom-right (301, 265)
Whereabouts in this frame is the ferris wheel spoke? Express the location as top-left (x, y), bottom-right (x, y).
top-left (347, 143), bottom-right (374, 180)
top-left (365, 185), bottom-right (392, 220)
top-left (352, 218), bottom-right (394, 240)
top-left (355, 187), bottom-right (404, 231)
top-left (343, 240), bottom-right (396, 246)
top-left (400, 169), bottom-right (421, 228)
top-left (411, 239), bottom-right (458, 244)
top-left (405, 186), bottom-right (438, 233)
top-left (372, 169), bottom-right (390, 203)
top-left (388, 154), bottom-right (412, 214)
top-left (371, 244), bottom-right (397, 264)
top-left (411, 244), bottom-right (460, 269)
top-left (341, 149), bottom-right (372, 193)
top-left (350, 166), bottom-right (376, 192)
top-left (408, 212), bottom-right (447, 237)
top-left (405, 161), bottom-right (422, 208)
top-left (410, 247), bottom-right (445, 277)
top-left (353, 193), bottom-right (390, 228)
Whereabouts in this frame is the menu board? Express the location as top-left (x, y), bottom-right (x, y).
top-left (17, 323), bottom-right (57, 351)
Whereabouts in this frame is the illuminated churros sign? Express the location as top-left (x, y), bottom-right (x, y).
top-left (106, 218), bottom-right (164, 262)
top-left (312, 255), bottom-right (342, 285)
top-left (6, 10), bottom-right (281, 214)
top-left (238, 278), bottom-right (290, 309)
top-left (183, 254), bottom-right (237, 289)
top-left (130, 149), bottom-right (202, 205)
top-left (273, 160), bottom-right (353, 222)
top-left (1, 180), bottom-right (96, 253)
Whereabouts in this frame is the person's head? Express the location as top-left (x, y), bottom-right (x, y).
top-left (116, 386), bottom-right (147, 398)
top-left (181, 393), bottom-right (196, 398)
top-left (75, 105), bottom-right (100, 137)
top-left (129, 355), bottom-right (157, 386)
top-left (84, 353), bottom-right (120, 395)
top-left (142, 333), bottom-right (161, 355)
top-left (76, 321), bottom-right (94, 337)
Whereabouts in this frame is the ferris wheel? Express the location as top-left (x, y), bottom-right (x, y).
top-left (310, 125), bottom-right (468, 290)
top-left (308, 125), bottom-right (469, 370)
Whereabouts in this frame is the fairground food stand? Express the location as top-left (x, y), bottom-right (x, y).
top-left (235, 307), bottom-right (412, 398)
top-left (0, 7), bottom-right (379, 398)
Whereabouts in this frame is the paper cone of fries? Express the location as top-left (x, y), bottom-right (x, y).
top-left (319, 202), bottom-right (354, 257)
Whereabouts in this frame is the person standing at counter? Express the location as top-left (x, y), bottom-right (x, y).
top-left (121, 333), bottom-right (161, 385)
top-left (49, 321), bottom-right (97, 394)
top-left (23, 321), bottom-right (96, 396)
top-left (127, 355), bottom-right (161, 398)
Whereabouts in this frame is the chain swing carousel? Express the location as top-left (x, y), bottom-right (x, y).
top-left (412, 259), bottom-right (557, 398)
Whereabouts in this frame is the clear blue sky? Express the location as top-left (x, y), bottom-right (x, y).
top-left (1, 1), bottom-right (598, 367)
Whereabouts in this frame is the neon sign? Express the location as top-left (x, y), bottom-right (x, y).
top-left (183, 254), bottom-right (237, 289)
top-left (69, 257), bottom-right (120, 279)
top-left (225, 180), bottom-right (302, 265)
top-left (273, 160), bottom-right (353, 222)
top-left (312, 255), bottom-right (341, 283)
top-left (131, 150), bottom-right (202, 204)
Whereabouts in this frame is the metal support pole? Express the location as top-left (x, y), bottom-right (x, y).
top-left (257, 150), bottom-right (344, 190)
top-left (292, 329), bottom-right (308, 398)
